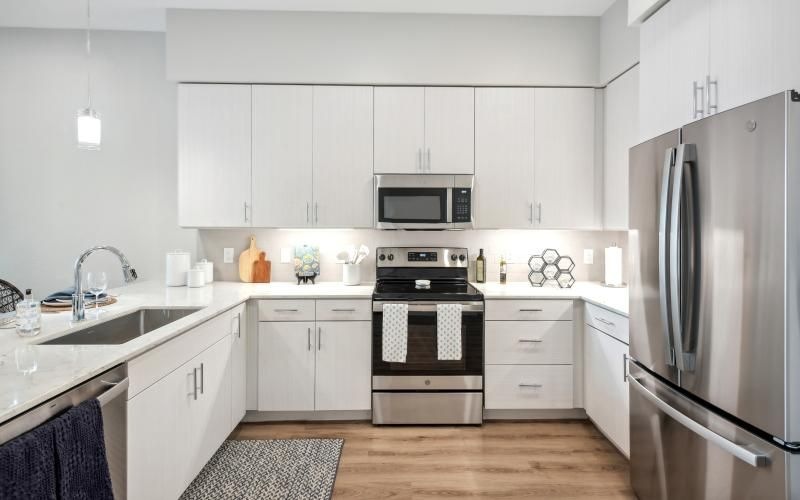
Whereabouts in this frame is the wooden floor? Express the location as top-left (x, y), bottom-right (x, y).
top-left (231, 420), bottom-right (635, 499)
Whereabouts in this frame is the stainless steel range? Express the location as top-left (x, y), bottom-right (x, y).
top-left (371, 247), bottom-right (484, 425)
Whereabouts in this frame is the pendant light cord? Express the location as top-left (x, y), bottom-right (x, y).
top-left (85, 0), bottom-right (92, 108)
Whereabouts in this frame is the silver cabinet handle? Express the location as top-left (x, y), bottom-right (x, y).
top-left (706, 75), bottom-right (718, 114)
top-left (306, 202), bottom-right (310, 224)
top-left (518, 338), bottom-right (543, 343)
top-left (519, 308), bottom-right (543, 312)
top-left (623, 353), bottom-right (628, 382)
top-left (528, 202), bottom-right (533, 224)
top-left (317, 326), bottom-right (322, 351)
top-left (307, 327), bottom-right (311, 351)
top-left (199, 363), bottom-right (204, 395)
top-left (628, 376), bottom-right (767, 467)
top-left (331, 308), bottom-right (356, 312)
top-left (417, 148), bottom-right (422, 172)
top-left (595, 317), bottom-right (615, 327)
top-left (426, 148), bottom-right (431, 172)
top-left (236, 312), bottom-right (241, 338)
top-left (243, 202), bottom-right (249, 223)
top-left (519, 383), bottom-right (543, 388)
top-left (536, 202), bottom-right (542, 223)
top-left (693, 81), bottom-right (705, 119)
top-left (274, 308), bottom-right (299, 312)
top-left (315, 202), bottom-right (319, 224)
top-left (190, 368), bottom-right (198, 400)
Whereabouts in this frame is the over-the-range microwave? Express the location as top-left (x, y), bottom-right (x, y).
top-left (374, 175), bottom-right (473, 230)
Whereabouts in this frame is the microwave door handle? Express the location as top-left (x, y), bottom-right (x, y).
top-left (659, 148), bottom-right (677, 367)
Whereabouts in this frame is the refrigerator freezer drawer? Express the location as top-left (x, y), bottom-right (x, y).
top-left (629, 362), bottom-right (788, 500)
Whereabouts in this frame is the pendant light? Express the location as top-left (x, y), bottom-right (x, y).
top-left (77, 0), bottom-right (101, 150)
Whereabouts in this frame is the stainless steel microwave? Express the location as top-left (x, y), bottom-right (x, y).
top-left (374, 175), bottom-right (474, 230)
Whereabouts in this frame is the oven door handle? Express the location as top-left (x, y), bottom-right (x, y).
top-left (373, 302), bottom-right (484, 312)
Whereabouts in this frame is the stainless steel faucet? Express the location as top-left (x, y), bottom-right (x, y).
top-left (72, 246), bottom-right (137, 321)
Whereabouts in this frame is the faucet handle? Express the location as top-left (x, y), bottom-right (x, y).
top-left (123, 267), bottom-right (138, 282)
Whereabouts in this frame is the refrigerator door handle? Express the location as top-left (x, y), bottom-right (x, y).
top-left (669, 144), bottom-right (698, 372)
top-left (629, 375), bottom-right (768, 467)
top-left (658, 148), bottom-right (677, 366)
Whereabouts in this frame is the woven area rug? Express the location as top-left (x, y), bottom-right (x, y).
top-left (180, 439), bottom-right (344, 500)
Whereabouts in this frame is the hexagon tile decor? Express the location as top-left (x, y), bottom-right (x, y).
top-left (527, 249), bottom-right (576, 288)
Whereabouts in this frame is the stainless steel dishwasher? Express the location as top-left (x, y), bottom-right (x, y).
top-left (0, 364), bottom-right (128, 499)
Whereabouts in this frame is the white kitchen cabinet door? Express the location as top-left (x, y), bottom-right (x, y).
top-left (668, 0), bottom-right (709, 125)
top-left (251, 85), bottom-right (313, 227)
top-left (231, 306), bottom-right (247, 426)
top-left (474, 88), bottom-right (535, 228)
top-left (773, 0), bottom-right (800, 100)
top-left (533, 88), bottom-right (599, 229)
top-left (584, 325), bottom-right (630, 457)
top-left (127, 359), bottom-right (193, 500)
top-left (638, 1), bottom-right (674, 141)
top-left (424, 87), bottom-right (475, 174)
top-left (178, 84), bottom-right (252, 228)
top-left (312, 86), bottom-right (374, 228)
top-left (258, 322), bottom-right (316, 411)
top-left (603, 67), bottom-right (639, 230)
top-left (314, 321), bottom-right (372, 411)
top-left (374, 87), bottom-right (425, 174)
top-left (188, 335), bottom-right (233, 481)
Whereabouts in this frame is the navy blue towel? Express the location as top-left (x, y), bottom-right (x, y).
top-left (52, 399), bottom-right (114, 500)
top-left (0, 421), bottom-right (58, 500)
top-left (43, 288), bottom-right (107, 303)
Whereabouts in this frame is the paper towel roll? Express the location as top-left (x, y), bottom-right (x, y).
top-left (166, 251), bottom-right (190, 287)
top-left (604, 246), bottom-right (623, 286)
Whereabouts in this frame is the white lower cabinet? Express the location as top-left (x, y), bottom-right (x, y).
top-left (231, 305), bottom-right (247, 425)
top-left (256, 299), bottom-right (371, 413)
top-left (584, 323), bottom-right (630, 457)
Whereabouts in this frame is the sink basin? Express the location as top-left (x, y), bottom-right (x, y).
top-left (42, 307), bottom-right (202, 345)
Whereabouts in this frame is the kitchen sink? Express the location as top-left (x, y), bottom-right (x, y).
top-left (42, 307), bottom-right (202, 345)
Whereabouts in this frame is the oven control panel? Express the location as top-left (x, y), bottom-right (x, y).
top-left (376, 247), bottom-right (468, 268)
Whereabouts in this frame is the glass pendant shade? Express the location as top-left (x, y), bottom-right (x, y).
top-left (77, 107), bottom-right (101, 150)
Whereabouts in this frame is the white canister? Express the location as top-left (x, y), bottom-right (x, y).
top-left (166, 250), bottom-right (191, 287)
top-left (187, 268), bottom-right (206, 288)
top-left (198, 259), bottom-right (214, 283)
top-left (342, 263), bottom-right (361, 286)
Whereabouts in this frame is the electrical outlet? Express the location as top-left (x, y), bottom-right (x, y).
top-left (583, 249), bottom-right (594, 265)
top-left (280, 247), bottom-right (292, 264)
top-left (223, 248), bottom-right (234, 264)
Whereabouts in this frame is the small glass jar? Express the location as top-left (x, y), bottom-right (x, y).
top-left (16, 289), bottom-right (41, 337)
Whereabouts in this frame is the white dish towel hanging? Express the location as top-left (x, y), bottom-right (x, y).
top-left (437, 303), bottom-right (463, 361)
top-left (382, 303), bottom-right (408, 363)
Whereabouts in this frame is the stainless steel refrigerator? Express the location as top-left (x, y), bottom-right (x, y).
top-left (628, 90), bottom-right (800, 499)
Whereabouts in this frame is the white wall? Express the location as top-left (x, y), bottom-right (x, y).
top-left (166, 10), bottom-right (601, 86)
top-left (198, 229), bottom-right (628, 284)
top-left (0, 28), bottom-right (196, 296)
top-left (599, 0), bottom-right (640, 83)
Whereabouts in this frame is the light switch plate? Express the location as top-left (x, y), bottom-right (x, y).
top-left (280, 247), bottom-right (292, 264)
top-left (223, 248), bottom-right (234, 264)
top-left (583, 249), bottom-right (594, 265)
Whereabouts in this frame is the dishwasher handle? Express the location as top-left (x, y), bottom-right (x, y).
top-left (97, 378), bottom-right (130, 407)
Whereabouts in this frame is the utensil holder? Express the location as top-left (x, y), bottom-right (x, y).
top-left (342, 264), bottom-right (361, 286)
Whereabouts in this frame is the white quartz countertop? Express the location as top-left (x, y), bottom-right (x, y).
top-left (472, 281), bottom-right (628, 317)
top-left (0, 279), bottom-right (625, 425)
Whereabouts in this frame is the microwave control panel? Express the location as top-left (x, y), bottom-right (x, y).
top-left (452, 188), bottom-right (472, 223)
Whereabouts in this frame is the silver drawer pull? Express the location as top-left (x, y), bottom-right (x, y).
top-left (518, 338), bottom-right (543, 343)
top-left (519, 308), bottom-right (543, 312)
top-left (331, 308), bottom-right (356, 312)
top-left (595, 317), bottom-right (615, 327)
top-left (518, 383), bottom-right (543, 388)
top-left (274, 308), bottom-right (299, 312)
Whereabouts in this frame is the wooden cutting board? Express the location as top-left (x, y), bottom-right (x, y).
top-left (238, 236), bottom-right (262, 282)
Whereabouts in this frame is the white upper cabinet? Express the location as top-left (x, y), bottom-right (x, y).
top-left (474, 88), bottom-right (535, 228)
top-left (312, 86), bottom-right (374, 228)
top-left (423, 87), bottom-right (475, 174)
top-left (374, 87), bottom-right (425, 174)
top-left (374, 87), bottom-right (474, 174)
top-left (178, 84), bottom-right (252, 227)
top-left (533, 88), bottom-right (599, 229)
top-left (603, 67), bottom-right (639, 230)
top-left (251, 85), bottom-right (313, 228)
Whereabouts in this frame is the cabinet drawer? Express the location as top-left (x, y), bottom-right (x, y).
top-left (128, 308), bottom-right (234, 399)
top-left (584, 302), bottom-right (629, 344)
top-left (485, 299), bottom-right (573, 321)
top-left (485, 365), bottom-right (574, 409)
top-left (485, 321), bottom-right (573, 365)
top-left (258, 299), bottom-right (315, 321)
top-left (315, 299), bottom-right (371, 321)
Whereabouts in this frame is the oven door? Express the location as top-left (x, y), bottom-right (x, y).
top-left (372, 302), bottom-right (483, 390)
top-left (375, 175), bottom-right (452, 229)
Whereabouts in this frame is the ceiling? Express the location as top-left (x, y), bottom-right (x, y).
top-left (0, 0), bottom-right (616, 32)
